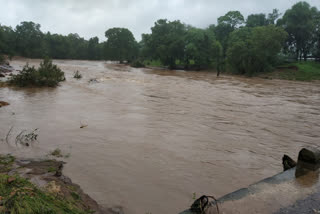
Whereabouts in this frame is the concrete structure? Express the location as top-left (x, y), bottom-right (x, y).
top-left (180, 147), bottom-right (320, 214)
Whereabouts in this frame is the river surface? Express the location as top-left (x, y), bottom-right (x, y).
top-left (0, 59), bottom-right (319, 214)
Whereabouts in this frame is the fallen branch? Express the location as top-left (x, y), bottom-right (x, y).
top-left (5, 126), bottom-right (14, 144)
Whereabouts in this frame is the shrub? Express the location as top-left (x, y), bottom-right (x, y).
top-left (9, 58), bottom-right (65, 87)
top-left (73, 70), bottom-right (82, 79)
top-left (130, 60), bottom-right (145, 68)
top-left (0, 55), bottom-right (5, 64)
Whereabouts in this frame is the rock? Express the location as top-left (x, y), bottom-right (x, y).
top-left (296, 147), bottom-right (320, 177)
top-left (0, 101), bottom-right (9, 108)
top-left (282, 155), bottom-right (297, 171)
top-left (0, 73), bottom-right (4, 78)
top-left (298, 148), bottom-right (320, 165)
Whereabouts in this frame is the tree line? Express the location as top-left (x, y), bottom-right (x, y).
top-left (0, 1), bottom-right (319, 75)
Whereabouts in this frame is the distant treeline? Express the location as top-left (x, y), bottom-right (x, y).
top-left (0, 1), bottom-right (319, 75)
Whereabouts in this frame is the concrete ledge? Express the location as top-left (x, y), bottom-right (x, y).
top-left (180, 147), bottom-right (320, 214)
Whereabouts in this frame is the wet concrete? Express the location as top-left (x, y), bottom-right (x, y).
top-left (181, 168), bottom-right (320, 214)
top-left (1, 59), bottom-right (320, 214)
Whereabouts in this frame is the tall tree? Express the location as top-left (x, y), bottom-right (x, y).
top-left (0, 24), bottom-right (15, 57)
top-left (267, 9), bottom-right (281, 25)
top-left (227, 25), bottom-right (287, 75)
top-left (214, 11), bottom-right (244, 58)
top-left (144, 19), bottom-right (186, 68)
top-left (246, 14), bottom-right (267, 27)
top-left (218, 11), bottom-right (244, 29)
top-left (88, 37), bottom-right (100, 60)
top-left (15, 22), bottom-right (44, 58)
top-left (184, 27), bottom-right (219, 70)
top-left (104, 28), bottom-right (138, 63)
top-left (277, 2), bottom-right (318, 61)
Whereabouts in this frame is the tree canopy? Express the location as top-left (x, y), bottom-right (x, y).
top-left (0, 1), bottom-right (319, 74)
top-left (104, 28), bottom-right (138, 62)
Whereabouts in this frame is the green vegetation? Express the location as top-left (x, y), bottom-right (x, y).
top-left (73, 71), bottom-right (82, 79)
top-left (261, 61), bottom-right (320, 81)
top-left (0, 174), bottom-right (89, 214)
top-left (104, 28), bottom-right (138, 63)
top-left (50, 149), bottom-right (63, 158)
top-left (0, 1), bottom-right (319, 79)
top-left (9, 58), bottom-right (65, 87)
top-left (227, 25), bottom-right (287, 75)
top-left (130, 60), bottom-right (145, 68)
top-left (143, 59), bottom-right (163, 67)
top-left (0, 154), bottom-right (15, 173)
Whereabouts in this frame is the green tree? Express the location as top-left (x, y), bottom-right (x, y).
top-left (147, 19), bottom-right (186, 68)
top-left (227, 25), bottom-right (287, 75)
top-left (15, 22), bottom-right (44, 58)
top-left (267, 9), bottom-right (281, 25)
top-left (277, 2), bottom-right (318, 61)
top-left (184, 27), bottom-right (219, 70)
top-left (218, 11), bottom-right (244, 29)
top-left (214, 11), bottom-right (244, 58)
top-left (88, 37), bottom-right (101, 60)
top-left (104, 28), bottom-right (138, 63)
top-left (0, 24), bottom-right (15, 57)
top-left (246, 14), bottom-right (267, 27)
top-left (313, 10), bottom-right (320, 61)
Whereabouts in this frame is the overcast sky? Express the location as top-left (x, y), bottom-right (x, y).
top-left (0, 0), bottom-right (319, 41)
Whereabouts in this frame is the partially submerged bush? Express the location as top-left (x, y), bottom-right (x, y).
top-left (73, 70), bottom-right (82, 79)
top-left (130, 60), bottom-right (145, 68)
top-left (9, 58), bottom-right (65, 87)
top-left (50, 148), bottom-right (63, 158)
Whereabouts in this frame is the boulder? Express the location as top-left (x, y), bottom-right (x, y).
top-left (296, 147), bottom-right (320, 177)
top-left (282, 155), bottom-right (297, 171)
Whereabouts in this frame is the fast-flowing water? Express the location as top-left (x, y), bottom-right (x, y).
top-left (0, 59), bottom-right (319, 214)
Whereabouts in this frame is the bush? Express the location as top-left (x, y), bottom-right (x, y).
top-left (130, 60), bottom-right (145, 68)
top-left (0, 55), bottom-right (5, 64)
top-left (227, 26), bottom-right (288, 76)
top-left (9, 58), bottom-right (65, 87)
top-left (73, 70), bottom-right (82, 79)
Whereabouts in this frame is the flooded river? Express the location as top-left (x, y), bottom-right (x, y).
top-left (0, 59), bottom-right (319, 214)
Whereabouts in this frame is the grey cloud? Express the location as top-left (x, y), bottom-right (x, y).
top-left (0, 0), bottom-right (319, 41)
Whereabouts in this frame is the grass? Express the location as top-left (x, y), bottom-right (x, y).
top-left (50, 149), bottom-right (63, 158)
top-left (0, 154), bottom-right (15, 173)
top-left (9, 58), bottom-right (65, 87)
top-left (0, 174), bottom-right (89, 214)
top-left (143, 59), bottom-right (163, 67)
top-left (130, 60), bottom-right (145, 68)
top-left (261, 61), bottom-right (320, 81)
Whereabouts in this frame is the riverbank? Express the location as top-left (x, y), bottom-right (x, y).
top-left (0, 154), bottom-right (109, 213)
top-left (259, 61), bottom-right (320, 81)
top-left (139, 60), bottom-right (320, 82)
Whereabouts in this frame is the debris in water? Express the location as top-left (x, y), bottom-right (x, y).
top-left (80, 122), bottom-right (88, 129)
top-left (0, 101), bottom-right (9, 108)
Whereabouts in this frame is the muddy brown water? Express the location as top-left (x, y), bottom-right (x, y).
top-left (0, 59), bottom-right (319, 214)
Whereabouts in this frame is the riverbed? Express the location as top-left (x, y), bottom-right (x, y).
top-left (0, 59), bottom-right (319, 214)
